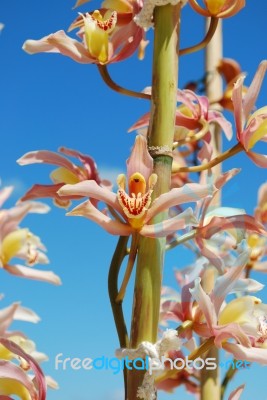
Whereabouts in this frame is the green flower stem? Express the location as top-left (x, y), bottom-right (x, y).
top-left (166, 230), bottom-right (196, 251)
top-left (116, 233), bottom-right (139, 303)
top-left (97, 65), bottom-right (151, 100)
top-left (220, 359), bottom-right (238, 400)
top-left (201, 19), bottom-right (223, 400)
top-left (179, 17), bottom-right (219, 56)
top-left (172, 142), bottom-right (243, 173)
top-left (108, 236), bottom-right (129, 399)
top-left (127, 4), bottom-right (181, 399)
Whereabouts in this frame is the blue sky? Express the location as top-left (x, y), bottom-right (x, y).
top-left (0, 0), bottom-right (267, 399)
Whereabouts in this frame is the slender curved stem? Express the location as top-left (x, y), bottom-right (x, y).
top-left (179, 18), bottom-right (219, 56)
top-left (116, 233), bottom-right (139, 303)
top-left (97, 65), bottom-right (151, 100)
top-left (166, 230), bottom-right (196, 251)
top-left (108, 236), bottom-right (129, 399)
top-left (172, 142), bottom-right (243, 173)
top-left (220, 359), bottom-right (238, 400)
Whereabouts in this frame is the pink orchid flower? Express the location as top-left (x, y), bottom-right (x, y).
top-left (0, 338), bottom-right (46, 400)
top-left (57, 135), bottom-right (216, 237)
top-left (129, 89), bottom-right (233, 144)
top-left (188, 0), bottom-right (245, 18)
top-left (232, 60), bottom-right (267, 167)
top-left (216, 58), bottom-right (248, 112)
top-left (164, 250), bottom-right (267, 364)
top-left (189, 252), bottom-right (267, 364)
top-left (18, 146), bottom-right (107, 208)
top-left (22, 0), bottom-right (145, 65)
top-left (0, 187), bottom-right (61, 285)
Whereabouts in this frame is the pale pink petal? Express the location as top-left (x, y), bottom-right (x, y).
top-left (198, 142), bottom-right (213, 162)
top-left (228, 384), bottom-right (245, 400)
top-left (0, 187), bottom-right (13, 208)
top-left (247, 151), bottom-right (267, 167)
top-left (223, 342), bottom-right (267, 364)
top-left (207, 111), bottom-right (233, 140)
top-left (111, 23), bottom-right (143, 63)
top-left (59, 147), bottom-right (100, 182)
top-left (17, 149), bottom-right (82, 177)
top-left (58, 180), bottom-right (122, 214)
top-left (4, 264), bottom-right (62, 285)
top-left (0, 360), bottom-right (37, 398)
top-left (199, 215), bottom-right (266, 239)
top-left (232, 75), bottom-right (246, 139)
top-left (243, 60), bottom-right (267, 120)
top-left (189, 277), bottom-right (217, 329)
top-left (0, 338), bottom-right (47, 400)
top-left (19, 183), bottom-right (79, 204)
top-left (214, 168), bottom-right (240, 190)
top-left (14, 306), bottom-right (40, 324)
top-left (232, 278), bottom-right (264, 293)
top-left (22, 30), bottom-right (95, 64)
top-left (195, 236), bottom-right (224, 273)
top-left (140, 208), bottom-right (197, 238)
top-left (128, 112), bottom-right (150, 133)
top-left (212, 250), bottom-right (249, 314)
top-left (0, 303), bottom-right (20, 334)
top-left (127, 135), bottom-right (153, 183)
top-left (146, 183), bottom-right (216, 223)
top-left (67, 200), bottom-right (133, 236)
top-left (213, 323), bottom-right (250, 347)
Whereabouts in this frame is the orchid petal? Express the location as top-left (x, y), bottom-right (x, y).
top-left (139, 208), bottom-right (197, 238)
top-left (0, 360), bottom-right (37, 399)
top-left (228, 384), bottom-right (245, 400)
top-left (232, 278), bottom-right (264, 293)
top-left (146, 183), bottom-right (215, 223)
top-left (0, 303), bottom-right (20, 334)
top-left (67, 200), bottom-right (133, 236)
top-left (0, 187), bottom-right (13, 208)
top-left (19, 183), bottom-right (73, 204)
top-left (127, 135), bottom-right (153, 183)
top-left (189, 277), bottom-right (217, 329)
top-left (232, 74), bottom-right (246, 137)
top-left (195, 236), bottom-right (225, 273)
top-left (59, 146), bottom-right (100, 182)
top-left (0, 339), bottom-right (47, 400)
top-left (243, 60), bottom-right (267, 120)
top-left (214, 168), bottom-right (240, 190)
top-left (247, 151), bottom-right (267, 168)
top-left (22, 30), bottom-right (95, 64)
top-left (212, 249), bottom-right (250, 315)
top-left (213, 323), bottom-right (251, 348)
top-left (128, 112), bottom-right (150, 133)
top-left (17, 150), bottom-right (82, 177)
top-left (207, 111), bottom-right (233, 140)
top-left (14, 306), bottom-right (40, 324)
top-left (4, 264), bottom-right (61, 285)
top-left (223, 342), bottom-right (267, 364)
top-left (199, 215), bottom-right (266, 239)
top-left (58, 180), bottom-right (122, 214)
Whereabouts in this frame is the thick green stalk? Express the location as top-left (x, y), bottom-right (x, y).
top-left (200, 19), bottom-right (223, 400)
top-left (127, 4), bottom-right (181, 399)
